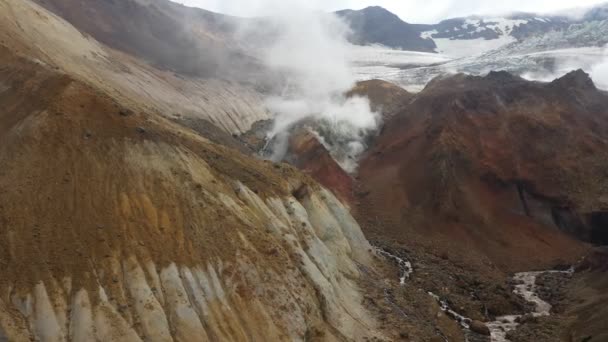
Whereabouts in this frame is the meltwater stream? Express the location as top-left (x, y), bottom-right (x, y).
top-left (374, 247), bottom-right (413, 284)
top-left (373, 245), bottom-right (573, 342)
top-left (487, 269), bottom-right (573, 341)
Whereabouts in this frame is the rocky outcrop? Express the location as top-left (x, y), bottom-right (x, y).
top-left (469, 320), bottom-right (491, 336)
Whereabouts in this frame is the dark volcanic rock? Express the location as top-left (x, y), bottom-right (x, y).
top-left (470, 320), bottom-right (491, 336)
top-left (550, 69), bottom-right (597, 91)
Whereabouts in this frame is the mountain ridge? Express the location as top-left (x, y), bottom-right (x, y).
top-left (337, 4), bottom-right (608, 57)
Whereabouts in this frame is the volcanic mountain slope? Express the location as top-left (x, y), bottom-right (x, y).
top-left (356, 71), bottom-right (608, 273)
top-left (0, 0), bottom-right (478, 340)
top-left (0, 0), bottom-right (410, 340)
top-left (0, 16), bottom-right (398, 342)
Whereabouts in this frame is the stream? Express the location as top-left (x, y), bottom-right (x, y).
top-left (374, 246), bottom-right (573, 342)
top-left (486, 269), bottom-right (573, 341)
top-left (374, 247), bottom-right (413, 284)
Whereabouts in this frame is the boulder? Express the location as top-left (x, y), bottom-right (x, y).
top-left (470, 320), bottom-right (491, 336)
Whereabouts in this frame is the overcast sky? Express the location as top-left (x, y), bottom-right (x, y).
top-left (172, 0), bottom-right (607, 23)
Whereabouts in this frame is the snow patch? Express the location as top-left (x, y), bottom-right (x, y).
top-left (420, 30), bottom-right (438, 39)
top-left (483, 18), bottom-right (528, 35)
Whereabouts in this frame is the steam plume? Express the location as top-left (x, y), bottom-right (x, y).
top-left (591, 46), bottom-right (608, 89)
top-left (238, 1), bottom-right (380, 173)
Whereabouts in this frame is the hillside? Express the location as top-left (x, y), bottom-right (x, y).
top-left (0, 0), bottom-right (488, 340)
top-left (2, 0), bottom-right (608, 340)
top-left (236, 71), bottom-right (608, 342)
top-left (0, 43), bottom-right (383, 340)
top-left (356, 71), bottom-right (608, 272)
top-left (0, 0), bottom-right (393, 340)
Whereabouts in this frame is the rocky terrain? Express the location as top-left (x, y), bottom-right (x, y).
top-left (1, 0), bottom-right (608, 341)
top-left (257, 72), bottom-right (608, 340)
top-left (355, 71), bottom-right (608, 267)
top-left (0, 0), bottom-right (397, 340)
top-left (0, 49), bottom-right (380, 340)
top-left (242, 71), bottom-right (608, 340)
top-left (504, 248), bottom-right (608, 342)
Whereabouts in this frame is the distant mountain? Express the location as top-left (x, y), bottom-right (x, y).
top-left (335, 6), bottom-right (436, 52)
top-left (339, 4), bottom-right (608, 58)
top-left (413, 13), bottom-right (571, 41)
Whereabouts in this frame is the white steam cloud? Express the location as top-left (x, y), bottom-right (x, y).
top-left (591, 47), bottom-right (608, 89)
top-left (238, 2), bottom-right (380, 173)
top-left (519, 45), bottom-right (608, 90)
